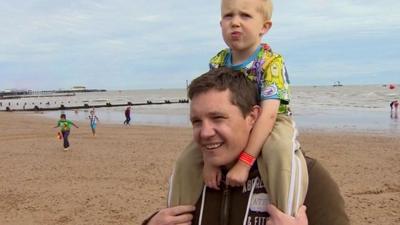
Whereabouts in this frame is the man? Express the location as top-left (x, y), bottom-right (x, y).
top-left (143, 68), bottom-right (349, 225)
top-left (124, 106), bottom-right (131, 125)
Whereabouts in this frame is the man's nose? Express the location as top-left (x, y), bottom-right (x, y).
top-left (200, 121), bottom-right (216, 139)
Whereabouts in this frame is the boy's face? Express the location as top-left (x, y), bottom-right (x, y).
top-left (220, 0), bottom-right (271, 55)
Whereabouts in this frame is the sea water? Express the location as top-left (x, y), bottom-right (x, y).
top-left (1, 85), bottom-right (399, 134)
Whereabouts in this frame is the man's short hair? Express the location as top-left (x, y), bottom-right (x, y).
top-left (188, 67), bottom-right (259, 117)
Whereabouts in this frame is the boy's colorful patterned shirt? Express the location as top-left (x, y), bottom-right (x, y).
top-left (209, 44), bottom-right (291, 114)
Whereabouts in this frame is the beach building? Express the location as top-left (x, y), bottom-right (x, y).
top-left (71, 86), bottom-right (87, 91)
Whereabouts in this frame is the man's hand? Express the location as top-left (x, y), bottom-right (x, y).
top-left (266, 204), bottom-right (308, 225)
top-left (203, 162), bottom-right (222, 190)
top-left (226, 161), bottom-right (250, 187)
top-left (147, 205), bottom-right (195, 225)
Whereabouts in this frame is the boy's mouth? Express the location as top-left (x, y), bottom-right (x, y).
top-left (231, 31), bottom-right (241, 39)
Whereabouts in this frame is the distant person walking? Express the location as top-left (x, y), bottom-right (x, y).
top-left (88, 110), bottom-right (100, 136)
top-left (390, 100), bottom-right (399, 118)
top-left (123, 106), bottom-right (132, 125)
top-left (54, 113), bottom-right (79, 151)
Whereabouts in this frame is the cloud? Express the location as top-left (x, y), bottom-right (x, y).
top-left (0, 0), bottom-right (399, 90)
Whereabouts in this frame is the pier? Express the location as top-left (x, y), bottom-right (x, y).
top-left (0, 99), bottom-right (189, 112)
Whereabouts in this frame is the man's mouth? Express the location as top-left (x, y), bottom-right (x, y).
top-left (204, 142), bottom-right (223, 150)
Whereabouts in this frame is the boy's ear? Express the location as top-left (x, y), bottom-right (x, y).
top-left (261, 20), bottom-right (272, 35)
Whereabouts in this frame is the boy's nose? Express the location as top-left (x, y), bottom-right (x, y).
top-left (231, 16), bottom-right (240, 27)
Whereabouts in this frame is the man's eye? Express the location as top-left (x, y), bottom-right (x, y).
top-left (213, 116), bottom-right (225, 121)
top-left (191, 120), bottom-right (200, 126)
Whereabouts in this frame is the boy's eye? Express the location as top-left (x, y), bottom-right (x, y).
top-left (223, 13), bottom-right (233, 18)
top-left (241, 13), bottom-right (251, 18)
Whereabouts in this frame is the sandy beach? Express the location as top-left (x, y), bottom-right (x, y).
top-left (0, 112), bottom-right (399, 225)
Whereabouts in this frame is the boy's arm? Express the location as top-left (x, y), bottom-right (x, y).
top-left (72, 122), bottom-right (79, 128)
top-left (226, 99), bottom-right (279, 186)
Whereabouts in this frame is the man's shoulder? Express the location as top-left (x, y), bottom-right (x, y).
top-left (304, 156), bottom-right (317, 170)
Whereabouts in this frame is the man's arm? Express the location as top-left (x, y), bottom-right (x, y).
top-left (304, 157), bottom-right (350, 225)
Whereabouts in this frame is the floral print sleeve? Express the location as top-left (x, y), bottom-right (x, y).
top-left (208, 43), bottom-right (291, 114)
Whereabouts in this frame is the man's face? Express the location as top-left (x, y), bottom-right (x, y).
top-left (220, 0), bottom-right (270, 55)
top-left (190, 89), bottom-right (258, 168)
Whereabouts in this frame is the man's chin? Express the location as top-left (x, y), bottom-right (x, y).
top-left (204, 157), bottom-right (232, 168)
top-left (203, 157), bottom-right (222, 167)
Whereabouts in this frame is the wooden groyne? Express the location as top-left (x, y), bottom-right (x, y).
top-left (1, 99), bottom-right (189, 112)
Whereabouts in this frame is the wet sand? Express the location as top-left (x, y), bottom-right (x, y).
top-left (0, 112), bottom-right (399, 225)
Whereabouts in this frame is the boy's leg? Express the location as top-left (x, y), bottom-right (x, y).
top-left (63, 131), bottom-right (70, 149)
top-left (168, 141), bottom-right (204, 207)
top-left (257, 114), bottom-right (308, 216)
top-left (91, 125), bottom-right (96, 135)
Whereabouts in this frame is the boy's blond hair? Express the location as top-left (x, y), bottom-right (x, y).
top-left (221, 0), bottom-right (273, 20)
top-left (261, 0), bottom-right (273, 20)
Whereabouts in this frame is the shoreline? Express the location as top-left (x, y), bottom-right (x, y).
top-left (22, 106), bottom-right (400, 135)
top-left (0, 112), bottom-right (399, 225)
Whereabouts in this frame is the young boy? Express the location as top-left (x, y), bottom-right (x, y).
top-left (54, 113), bottom-right (79, 151)
top-left (88, 110), bottom-right (100, 136)
top-left (172, 0), bottom-right (308, 216)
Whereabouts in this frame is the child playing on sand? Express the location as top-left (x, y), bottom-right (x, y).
top-left (54, 113), bottom-right (79, 151)
top-left (88, 110), bottom-right (100, 136)
top-left (173, 0), bottom-right (308, 216)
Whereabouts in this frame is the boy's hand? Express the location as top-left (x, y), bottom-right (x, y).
top-left (203, 163), bottom-right (222, 190)
top-left (226, 161), bottom-right (251, 187)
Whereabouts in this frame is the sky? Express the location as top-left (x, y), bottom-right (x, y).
top-left (1, 0), bottom-right (399, 91)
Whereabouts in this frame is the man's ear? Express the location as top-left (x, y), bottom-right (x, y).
top-left (248, 105), bottom-right (262, 127)
top-left (261, 20), bottom-right (272, 36)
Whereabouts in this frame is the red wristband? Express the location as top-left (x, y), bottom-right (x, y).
top-left (239, 151), bottom-right (256, 167)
